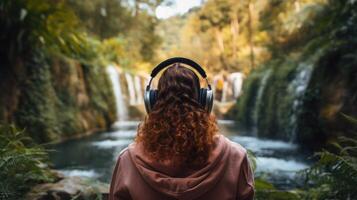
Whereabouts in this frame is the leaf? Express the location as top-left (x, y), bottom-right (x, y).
top-left (340, 112), bottom-right (357, 124)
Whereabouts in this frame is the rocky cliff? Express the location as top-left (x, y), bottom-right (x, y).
top-left (0, 51), bottom-right (116, 143)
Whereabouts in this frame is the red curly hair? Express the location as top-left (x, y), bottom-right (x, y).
top-left (136, 64), bottom-right (218, 168)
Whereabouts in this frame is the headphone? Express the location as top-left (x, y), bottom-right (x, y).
top-left (144, 57), bottom-right (214, 114)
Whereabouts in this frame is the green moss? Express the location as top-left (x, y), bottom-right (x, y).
top-left (235, 72), bottom-right (263, 128)
top-left (82, 63), bottom-right (116, 128)
top-left (297, 42), bottom-right (357, 150)
top-left (256, 59), bottom-right (298, 139)
top-left (15, 51), bottom-right (60, 143)
top-left (254, 176), bottom-right (303, 199)
top-left (14, 51), bottom-right (116, 143)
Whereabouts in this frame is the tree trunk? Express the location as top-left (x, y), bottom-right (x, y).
top-left (230, 16), bottom-right (239, 59)
top-left (247, 0), bottom-right (255, 70)
top-left (215, 28), bottom-right (225, 53)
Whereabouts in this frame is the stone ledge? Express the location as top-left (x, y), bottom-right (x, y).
top-left (26, 171), bottom-right (109, 200)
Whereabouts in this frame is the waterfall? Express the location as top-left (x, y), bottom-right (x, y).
top-left (288, 63), bottom-right (313, 141)
top-left (125, 73), bottom-right (136, 105)
top-left (134, 75), bottom-right (143, 104)
top-left (253, 70), bottom-right (272, 129)
top-left (221, 80), bottom-right (228, 102)
top-left (106, 65), bottom-right (128, 121)
top-left (213, 73), bottom-right (244, 102)
top-left (229, 72), bottom-right (244, 98)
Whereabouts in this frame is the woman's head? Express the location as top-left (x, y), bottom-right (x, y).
top-left (136, 64), bottom-right (218, 168)
top-left (157, 63), bottom-right (201, 105)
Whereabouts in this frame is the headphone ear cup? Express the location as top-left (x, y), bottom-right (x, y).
top-left (199, 88), bottom-right (213, 113)
top-left (206, 89), bottom-right (213, 113)
top-left (150, 90), bottom-right (158, 109)
top-left (144, 89), bottom-right (158, 113)
top-left (199, 88), bottom-right (207, 109)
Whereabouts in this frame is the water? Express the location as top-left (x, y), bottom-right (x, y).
top-left (134, 75), bottom-right (144, 104)
top-left (50, 120), bottom-right (309, 189)
top-left (125, 73), bottom-right (136, 105)
top-left (253, 70), bottom-right (272, 129)
top-left (212, 73), bottom-right (245, 102)
top-left (106, 66), bottom-right (128, 120)
top-left (229, 72), bottom-right (244, 98)
top-left (221, 80), bottom-right (228, 102)
top-left (288, 63), bottom-right (313, 141)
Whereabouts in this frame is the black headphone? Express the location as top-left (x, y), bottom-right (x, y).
top-left (144, 57), bottom-right (214, 114)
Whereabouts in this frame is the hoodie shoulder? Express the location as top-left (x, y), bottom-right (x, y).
top-left (119, 147), bottom-right (129, 156)
top-left (113, 146), bottom-right (132, 168)
top-left (220, 135), bottom-right (247, 158)
top-left (115, 146), bottom-right (129, 161)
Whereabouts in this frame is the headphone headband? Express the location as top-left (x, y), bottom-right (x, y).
top-left (144, 57), bottom-right (213, 113)
top-left (151, 57), bottom-right (207, 78)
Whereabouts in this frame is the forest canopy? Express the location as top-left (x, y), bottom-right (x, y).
top-left (156, 0), bottom-right (349, 74)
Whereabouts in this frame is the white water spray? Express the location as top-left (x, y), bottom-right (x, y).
top-left (134, 75), bottom-right (143, 104)
top-left (288, 63), bottom-right (313, 141)
top-left (106, 65), bottom-right (128, 121)
top-left (253, 70), bottom-right (272, 128)
top-left (125, 73), bottom-right (136, 105)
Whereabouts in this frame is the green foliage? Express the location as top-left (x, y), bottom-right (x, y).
top-left (255, 59), bottom-right (299, 139)
top-left (198, 0), bottom-right (231, 30)
top-left (15, 51), bottom-right (60, 143)
top-left (1, 0), bottom-right (118, 143)
top-left (67, 0), bottom-right (132, 39)
top-left (0, 0), bottom-right (98, 63)
top-left (67, 0), bottom-right (163, 65)
top-left (0, 124), bottom-right (55, 200)
top-left (255, 178), bottom-right (302, 200)
top-left (230, 0), bottom-right (357, 145)
top-left (301, 136), bottom-right (357, 200)
top-left (81, 64), bottom-right (117, 127)
top-left (250, 134), bottom-right (357, 200)
top-left (234, 71), bottom-right (262, 127)
top-left (12, 52), bottom-right (116, 143)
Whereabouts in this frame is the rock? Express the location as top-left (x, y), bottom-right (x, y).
top-left (25, 173), bottom-right (109, 200)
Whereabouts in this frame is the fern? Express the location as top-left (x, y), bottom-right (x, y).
top-left (0, 124), bottom-right (55, 200)
top-left (301, 135), bottom-right (357, 200)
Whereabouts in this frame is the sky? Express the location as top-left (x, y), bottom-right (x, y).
top-left (155, 0), bottom-right (202, 19)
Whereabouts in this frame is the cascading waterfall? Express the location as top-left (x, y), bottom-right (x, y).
top-left (229, 72), bottom-right (244, 98)
top-left (125, 73), bottom-right (136, 105)
top-left (221, 80), bottom-right (228, 102)
top-left (288, 63), bottom-right (313, 141)
top-left (106, 65), bottom-right (128, 121)
top-left (134, 75), bottom-right (143, 104)
top-left (213, 73), bottom-right (244, 102)
top-left (253, 70), bottom-right (272, 129)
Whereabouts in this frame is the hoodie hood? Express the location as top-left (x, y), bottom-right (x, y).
top-left (128, 135), bottom-right (230, 200)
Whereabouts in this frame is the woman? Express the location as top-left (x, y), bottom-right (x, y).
top-left (109, 62), bottom-right (254, 200)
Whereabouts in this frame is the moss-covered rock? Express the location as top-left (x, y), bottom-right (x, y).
top-left (1, 51), bottom-right (116, 143)
top-left (297, 44), bottom-right (357, 151)
top-left (15, 51), bottom-right (61, 142)
top-left (25, 173), bottom-right (109, 200)
top-left (230, 39), bottom-right (357, 150)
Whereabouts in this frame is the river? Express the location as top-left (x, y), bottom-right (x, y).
top-left (49, 119), bottom-right (310, 190)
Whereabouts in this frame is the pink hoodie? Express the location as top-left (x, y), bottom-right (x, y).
top-left (109, 134), bottom-right (254, 200)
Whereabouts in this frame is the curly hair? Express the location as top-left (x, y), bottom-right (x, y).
top-left (136, 64), bottom-right (218, 168)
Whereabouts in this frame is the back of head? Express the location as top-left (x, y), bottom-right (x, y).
top-left (136, 64), bottom-right (218, 168)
